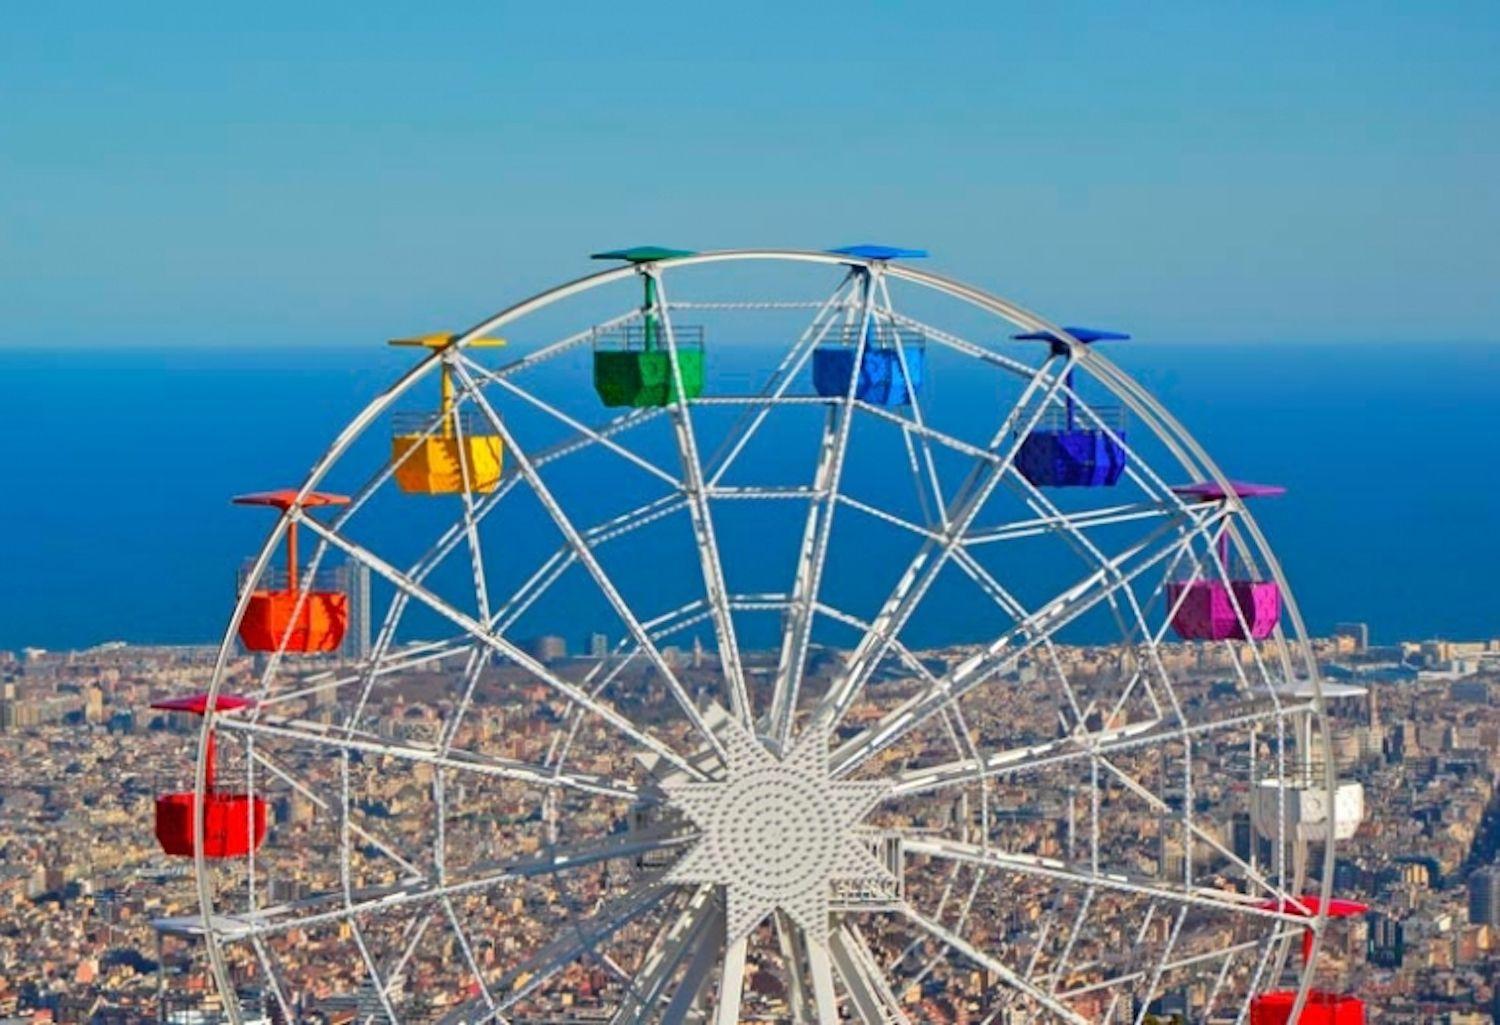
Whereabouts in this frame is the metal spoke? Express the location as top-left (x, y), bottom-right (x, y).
top-left (1054, 930), bottom-right (1300, 1003)
top-left (1131, 907), bottom-right (1187, 1025)
top-left (248, 745), bottom-right (425, 877)
top-left (436, 491), bottom-right (689, 765)
top-left (612, 887), bottom-right (717, 1024)
top-left (648, 271), bottom-right (751, 725)
top-left (238, 831), bottom-right (688, 940)
top-left (713, 934), bottom-right (750, 1025)
top-left (251, 636), bottom-right (473, 710)
top-left (293, 511), bottom-right (707, 778)
top-left (663, 904), bottom-right (726, 1022)
top-left (902, 836), bottom-right (1310, 928)
top-left (449, 360), bottom-right (730, 766)
top-left (437, 884), bottom-right (674, 1025)
top-left (468, 360), bottom-right (683, 490)
top-left (874, 274), bottom-right (949, 534)
top-left (1092, 742), bottom-right (1295, 902)
top-left (891, 703), bottom-right (1308, 797)
top-left (773, 911), bottom-right (814, 1022)
top-left (766, 267), bottom-right (877, 748)
top-left (901, 905), bottom-right (1092, 1025)
top-left (223, 714), bottom-right (648, 802)
top-left (704, 272), bottom-right (858, 488)
top-left (962, 499), bottom-right (1179, 546)
top-left (832, 508), bottom-right (1219, 775)
top-left (812, 349), bottom-right (1077, 733)
top-left (829, 922), bottom-right (911, 1024)
top-left (768, 405), bottom-right (842, 748)
top-left (806, 934), bottom-right (841, 1025)
top-left (447, 381), bottom-right (494, 627)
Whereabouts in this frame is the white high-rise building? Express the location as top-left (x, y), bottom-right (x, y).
top-left (335, 561), bottom-right (371, 663)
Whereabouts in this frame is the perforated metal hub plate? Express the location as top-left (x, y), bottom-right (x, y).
top-left (663, 719), bottom-right (892, 946)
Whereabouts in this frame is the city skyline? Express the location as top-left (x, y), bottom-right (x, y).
top-left (4, 627), bottom-right (1500, 1023)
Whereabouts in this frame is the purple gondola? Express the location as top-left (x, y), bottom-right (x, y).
top-left (1166, 481), bottom-right (1286, 641)
top-left (1012, 327), bottom-right (1129, 488)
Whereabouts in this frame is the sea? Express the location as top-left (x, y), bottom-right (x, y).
top-left (0, 340), bottom-right (1496, 654)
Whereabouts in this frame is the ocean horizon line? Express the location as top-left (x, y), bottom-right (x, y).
top-left (4, 337), bottom-right (1500, 353)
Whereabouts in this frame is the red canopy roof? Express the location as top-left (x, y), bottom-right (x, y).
top-left (1256, 895), bottom-right (1369, 918)
top-left (149, 693), bottom-right (254, 715)
top-left (232, 489), bottom-right (350, 511)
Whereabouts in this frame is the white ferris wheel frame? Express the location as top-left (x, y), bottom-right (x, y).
top-left (183, 250), bottom-right (1342, 1025)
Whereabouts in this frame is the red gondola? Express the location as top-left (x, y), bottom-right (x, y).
top-left (1250, 895), bottom-right (1369, 1025)
top-left (234, 489), bottom-right (350, 653)
top-left (150, 693), bottom-right (266, 859)
top-left (1249, 991), bottom-right (1365, 1025)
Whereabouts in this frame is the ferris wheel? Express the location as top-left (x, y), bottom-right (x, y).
top-left (150, 248), bottom-right (1368, 1025)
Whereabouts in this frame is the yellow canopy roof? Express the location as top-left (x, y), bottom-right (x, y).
top-left (388, 332), bottom-right (505, 349)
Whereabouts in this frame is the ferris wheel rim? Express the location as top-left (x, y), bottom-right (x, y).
top-left (187, 248), bottom-right (1339, 1024)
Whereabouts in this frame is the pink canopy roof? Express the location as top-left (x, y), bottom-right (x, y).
top-left (1172, 480), bottom-right (1286, 502)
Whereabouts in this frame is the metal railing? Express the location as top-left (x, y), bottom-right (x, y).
top-left (1259, 758), bottom-right (1357, 787)
top-left (1169, 553), bottom-right (1265, 584)
top-left (819, 323), bottom-right (926, 350)
top-left (592, 323), bottom-right (705, 351)
top-left (391, 409), bottom-right (496, 437)
top-left (830, 832), bottom-right (904, 908)
top-left (237, 563), bottom-right (344, 593)
top-left (1015, 402), bottom-right (1127, 433)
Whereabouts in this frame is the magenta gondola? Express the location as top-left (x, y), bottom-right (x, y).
top-left (1166, 481), bottom-right (1286, 641)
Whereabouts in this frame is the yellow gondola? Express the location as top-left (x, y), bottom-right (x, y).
top-left (388, 333), bottom-right (505, 495)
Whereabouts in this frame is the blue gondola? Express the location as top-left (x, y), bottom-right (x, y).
top-left (1012, 326), bottom-right (1130, 488)
top-left (814, 245), bottom-right (928, 404)
top-left (812, 324), bottom-right (925, 406)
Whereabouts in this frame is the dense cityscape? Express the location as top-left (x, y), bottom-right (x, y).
top-left (3, 625), bottom-right (1499, 1025)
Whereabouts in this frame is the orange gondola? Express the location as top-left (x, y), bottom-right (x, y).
top-left (150, 693), bottom-right (266, 859)
top-left (234, 489), bottom-right (350, 653)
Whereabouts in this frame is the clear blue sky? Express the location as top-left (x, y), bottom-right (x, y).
top-left (2, 2), bottom-right (1496, 346)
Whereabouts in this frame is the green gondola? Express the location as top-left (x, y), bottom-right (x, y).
top-left (590, 246), bottom-right (704, 407)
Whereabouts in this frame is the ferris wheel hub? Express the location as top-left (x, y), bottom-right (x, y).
top-left (662, 717), bottom-right (892, 947)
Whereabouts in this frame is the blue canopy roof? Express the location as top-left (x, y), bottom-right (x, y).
top-left (1012, 326), bottom-right (1131, 344)
top-left (828, 244), bottom-right (929, 261)
top-left (590, 246), bottom-right (696, 263)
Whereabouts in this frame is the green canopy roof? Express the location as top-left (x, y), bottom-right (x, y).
top-left (590, 246), bottom-right (697, 263)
